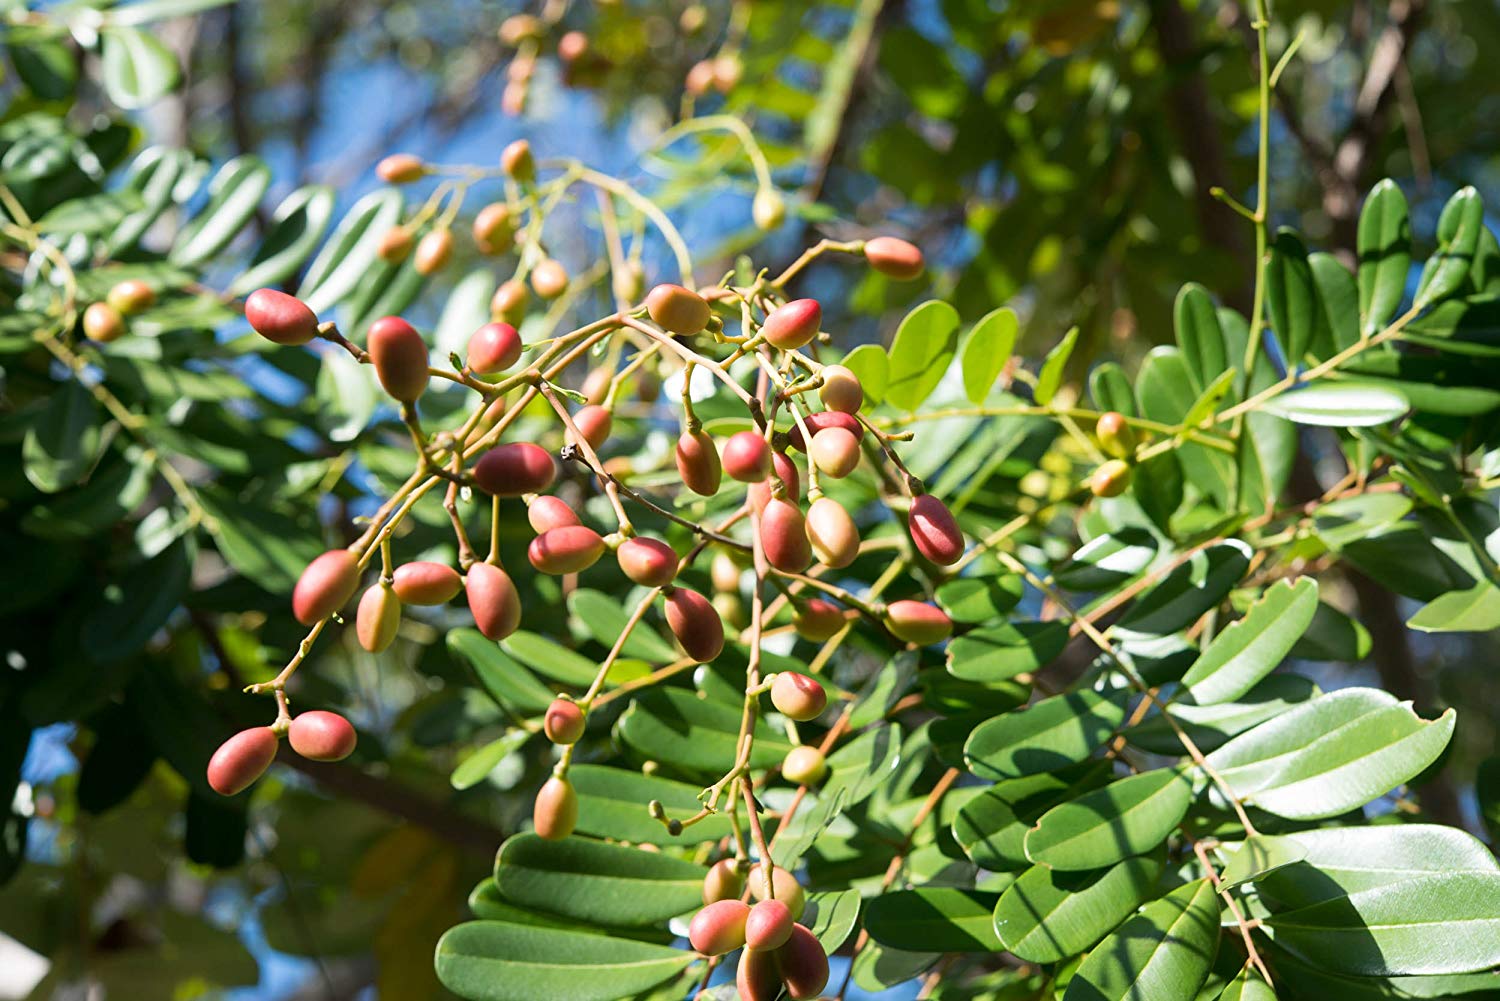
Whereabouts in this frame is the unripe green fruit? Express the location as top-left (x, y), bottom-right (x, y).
top-left (884, 600), bottom-right (953, 646)
top-left (367, 315), bottom-right (430, 402)
top-left (467, 321), bottom-right (522, 374)
top-left (745, 899), bottom-right (794, 951)
top-left (533, 775), bottom-right (577, 840)
top-left (646, 283), bottom-right (712, 335)
top-left (736, 945), bottom-right (780, 1001)
top-left (106, 279), bottom-right (155, 315)
top-left (703, 858), bottom-right (746, 904)
top-left (414, 228), bottom-right (454, 275)
top-left (664, 587), bottom-right (724, 663)
top-left (675, 429), bottom-right (723, 496)
top-left (474, 442), bottom-right (557, 496)
top-left (472, 202), bottom-right (515, 255)
top-left (530, 257), bottom-right (569, 299)
top-left (908, 494), bottom-right (963, 566)
top-left (82, 302), bottom-right (125, 343)
top-left (293, 549), bottom-right (361, 625)
top-left (819, 364), bottom-right (863, 414)
top-left (544, 698), bottom-right (586, 745)
top-left (1096, 411), bottom-right (1136, 459)
top-left (617, 537), bottom-right (678, 588)
top-left (377, 226), bottom-right (414, 264)
top-left (288, 710), bottom-right (357, 762)
top-left (376, 153), bottom-right (426, 184)
top-left (806, 497), bottom-right (859, 569)
top-left (778, 923), bottom-right (831, 1000)
top-left (752, 188), bottom-right (785, 230)
top-left (529, 525), bottom-right (606, 575)
top-left (527, 495), bottom-right (580, 533)
top-left (491, 279), bottom-right (529, 325)
top-left (207, 727), bottom-right (278, 796)
top-left (245, 288), bottom-right (319, 346)
top-left (786, 410), bottom-right (862, 452)
top-left (722, 430), bottom-right (773, 482)
top-left (761, 498), bottom-right (812, 573)
top-left (760, 298), bottom-right (821, 351)
top-left (864, 236), bottom-right (925, 280)
top-left (747, 866), bottom-right (805, 920)
top-left (748, 452), bottom-right (801, 513)
top-left (689, 899), bottom-right (750, 956)
top-left (771, 672), bottom-right (827, 722)
top-left (782, 745), bottom-right (828, 786)
top-left (809, 427), bottom-right (860, 478)
top-left (570, 405), bottom-right (612, 450)
top-left (356, 582), bottom-right (402, 653)
top-left (391, 561), bottom-right (462, 605)
top-left (501, 139), bottom-right (535, 182)
top-left (1091, 458), bottom-right (1132, 498)
top-left (466, 562), bottom-right (522, 640)
top-left (793, 598), bottom-right (845, 642)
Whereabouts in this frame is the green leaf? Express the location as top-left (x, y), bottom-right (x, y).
top-left (1175, 284), bottom-right (1229, 393)
top-left (1313, 493), bottom-right (1413, 549)
top-left (22, 447), bottom-right (153, 539)
top-left (1216, 963), bottom-right (1277, 1001)
top-left (170, 155), bottom-right (272, 268)
top-left (1357, 179), bottom-right (1411, 337)
top-left (450, 730), bottom-right (531, 791)
top-left (961, 307), bottom-right (1018, 403)
top-left (447, 629), bottom-right (556, 714)
top-left (1115, 541), bottom-right (1252, 638)
top-left (965, 688), bottom-right (1127, 781)
top-left (1180, 369), bottom-right (1238, 431)
top-left (1289, 602), bottom-right (1372, 661)
top-left (567, 590), bottom-right (678, 662)
top-left (805, 889), bottom-right (862, 953)
top-left (1024, 768), bottom-right (1194, 872)
top-left (435, 921), bottom-right (693, 1001)
top-left (935, 576), bottom-right (1022, 622)
top-left (8, 38), bottom-right (77, 100)
top-left (1266, 228), bottom-right (1326, 365)
top-left (992, 854), bottom-right (1164, 964)
top-left (299, 188), bottom-right (405, 314)
top-left (1133, 674), bottom-right (1324, 757)
top-left (617, 688), bottom-right (794, 777)
top-left (886, 300), bottom-right (961, 410)
top-left (493, 833), bottom-right (703, 927)
top-left (1064, 880), bottom-right (1220, 1001)
top-left (105, 146), bottom-right (196, 254)
top-left (947, 621), bottom-right (1068, 683)
top-left (1309, 252), bottom-right (1361, 354)
top-left (1407, 581), bottom-right (1500, 633)
top-left (1034, 327), bottom-right (1078, 406)
top-left (1415, 186), bottom-right (1484, 310)
top-left (315, 347), bottom-right (377, 443)
top-left (840, 342), bottom-right (889, 406)
top-left (1054, 529), bottom-right (1158, 591)
top-left (81, 538), bottom-right (192, 663)
top-left (1480, 758), bottom-right (1500, 845)
top-left (1215, 834), bottom-right (1307, 889)
top-left (1090, 362), bottom-right (1137, 418)
top-left (197, 488), bottom-right (324, 593)
top-left (500, 631), bottom-right (599, 687)
top-left (1260, 382), bottom-right (1409, 426)
top-left (1204, 687), bottom-right (1456, 820)
top-left (23, 381), bottom-right (101, 493)
top-left (99, 26), bottom-right (180, 109)
top-left (866, 888), bottom-right (1002, 952)
top-left (1181, 578), bottom-right (1319, 705)
top-left (227, 184), bottom-right (336, 296)
top-left (569, 765), bottom-right (731, 845)
top-left (953, 763), bottom-right (1110, 871)
top-left (106, 0), bottom-right (235, 26)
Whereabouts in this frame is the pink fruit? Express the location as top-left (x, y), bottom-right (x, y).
top-left (664, 587), bottom-right (724, 662)
top-left (474, 443), bottom-right (557, 496)
top-left (544, 698), bottom-right (585, 744)
top-left (467, 322), bottom-right (522, 374)
top-left (288, 711), bottom-right (357, 762)
top-left (206, 727), bottom-right (278, 796)
top-left (356, 583), bottom-right (401, 653)
top-left (245, 288), bottom-right (318, 346)
top-left (806, 496), bottom-right (859, 568)
top-left (908, 494), bottom-right (963, 565)
top-left (761, 498), bottom-right (812, 573)
top-left (884, 600), bottom-right (953, 645)
top-left (744, 899), bottom-right (794, 951)
top-left (778, 923), bottom-right (831, 999)
top-left (809, 427), bottom-right (860, 478)
top-left (533, 775), bottom-right (577, 840)
top-left (722, 430), bottom-right (773, 482)
top-left (748, 452), bottom-right (801, 513)
top-left (570, 405), bottom-right (612, 450)
top-left (466, 562), bottom-right (522, 640)
top-left (760, 299), bottom-right (821, 350)
top-left (292, 550), bottom-right (361, 626)
top-left (646, 284), bottom-right (711, 335)
top-left (786, 410), bottom-right (863, 452)
top-left (771, 673), bottom-right (826, 722)
top-left (689, 899), bottom-right (750, 956)
top-left (864, 236), bottom-right (925, 280)
top-left (391, 561), bottom-right (462, 605)
top-left (367, 315), bottom-right (430, 402)
top-left (793, 599), bottom-right (846, 641)
top-left (527, 495), bottom-right (581, 533)
top-left (617, 537), bottom-right (678, 588)
top-left (529, 526), bottom-right (606, 574)
top-left (819, 364), bottom-right (863, 413)
top-left (675, 429), bottom-right (722, 496)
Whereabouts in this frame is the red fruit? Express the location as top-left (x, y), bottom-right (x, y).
top-left (664, 587), bottom-right (724, 662)
top-left (414, 228), bottom-right (454, 275)
top-left (760, 299), bottom-right (821, 351)
top-left (376, 153), bottom-right (426, 184)
top-left (468, 322), bottom-right (522, 375)
top-left (533, 775), bottom-right (577, 840)
top-left (748, 452), bottom-right (801, 513)
top-left (367, 316), bottom-right (430, 402)
top-left (689, 899), bottom-right (750, 956)
top-left (570, 405), bottom-right (612, 450)
top-left (722, 430), bottom-right (773, 482)
top-left (529, 525), bottom-right (606, 574)
top-left (748, 866), bottom-right (806, 919)
top-left (531, 258), bottom-right (569, 299)
top-left (771, 673), bottom-right (827, 722)
top-left (737, 945), bottom-right (780, 1001)
top-left (288, 711), bottom-right (357, 762)
top-left (703, 858), bottom-right (746, 904)
top-left (356, 582), bottom-right (401, 653)
top-left (617, 537), bottom-right (677, 588)
top-left (864, 236), bottom-right (925, 280)
top-left (884, 600), bottom-right (953, 646)
top-left (793, 599), bottom-right (846, 642)
top-left (806, 497), bottom-right (859, 569)
top-left (809, 427), bottom-right (860, 478)
top-left (206, 727), bottom-right (278, 796)
top-left (292, 549), bottom-right (361, 626)
top-left (645, 284), bottom-right (711, 335)
top-left (778, 923), bottom-right (831, 999)
top-left (245, 288), bottom-right (319, 346)
top-left (544, 698), bottom-right (586, 745)
top-left (474, 442), bottom-right (557, 496)
top-left (472, 203), bottom-right (515, 255)
top-left (745, 899), bottom-right (794, 951)
top-left (819, 364), bottom-right (864, 413)
top-left (466, 562), bottom-right (522, 640)
top-left (82, 302), bottom-right (125, 343)
top-left (761, 498), bottom-right (812, 573)
top-left (527, 495), bottom-right (581, 533)
top-left (391, 561), bottom-right (462, 605)
top-left (908, 494), bottom-right (963, 566)
top-left (501, 139), bottom-right (535, 182)
top-left (782, 746), bottom-right (827, 786)
top-left (786, 410), bottom-right (863, 452)
top-left (675, 429), bottom-right (722, 496)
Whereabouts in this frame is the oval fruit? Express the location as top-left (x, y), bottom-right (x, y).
top-left (646, 283), bottom-right (711, 335)
top-left (527, 495), bottom-right (580, 533)
top-left (806, 497), bottom-right (859, 569)
top-left (908, 494), bottom-right (963, 566)
top-left (377, 226), bottom-right (414, 263)
top-left (206, 727), bottom-right (278, 796)
top-left (793, 598), bottom-right (845, 642)
top-left (884, 600), bottom-right (953, 646)
top-left (367, 315), bottom-right (430, 402)
top-left (288, 710), bottom-right (357, 762)
top-left (771, 673), bottom-right (827, 722)
top-left (736, 945), bottom-right (780, 1001)
top-left (531, 258), bottom-right (569, 299)
top-left (782, 745), bottom-right (827, 786)
top-left (466, 562), bottom-right (522, 640)
top-left (761, 498), bottom-right (812, 573)
top-left (292, 549), bottom-right (361, 625)
top-left (391, 561), bottom-right (462, 605)
top-left (689, 899), bottom-right (750, 956)
top-left (467, 321), bottom-right (522, 374)
top-left (376, 153), bottom-right (425, 183)
top-left (809, 427), bottom-right (860, 478)
top-left (414, 228), bottom-right (454, 275)
top-left (747, 866), bottom-right (806, 920)
top-left (744, 899), bottom-right (793, 951)
top-left (703, 858), bottom-right (746, 904)
top-left (786, 410), bottom-right (862, 452)
top-left (356, 582), bottom-right (401, 653)
top-left (107, 279), bottom-right (155, 315)
top-left (82, 302), bottom-right (125, 343)
top-left (533, 775), bottom-right (577, 840)
top-left (472, 202), bottom-right (514, 255)
top-left (570, 405), bottom-right (612, 451)
top-left (748, 452), bottom-right (801, 513)
top-left (474, 442), bottom-right (557, 496)
top-left (864, 236), bottom-right (925, 280)
top-left (1091, 458), bottom-right (1132, 498)
top-left (544, 698), bottom-right (585, 745)
top-left (1096, 411), bottom-right (1136, 459)
top-left (819, 364), bottom-right (863, 413)
top-left (778, 923), bottom-right (831, 1000)
top-left (529, 526), bottom-right (606, 575)
top-left (664, 587), bottom-right (724, 663)
top-left (752, 188), bottom-right (785, 230)
top-left (760, 298), bottom-right (821, 350)
top-left (491, 278), bottom-right (529, 324)
top-left (617, 537), bottom-right (677, 588)
top-left (675, 429), bottom-right (722, 496)
top-left (722, 430), bottom-right (773, 482)
top-left (501, 139), bottom-right (535, 182)
top-left (245, 288), bottom-right (318, 346)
